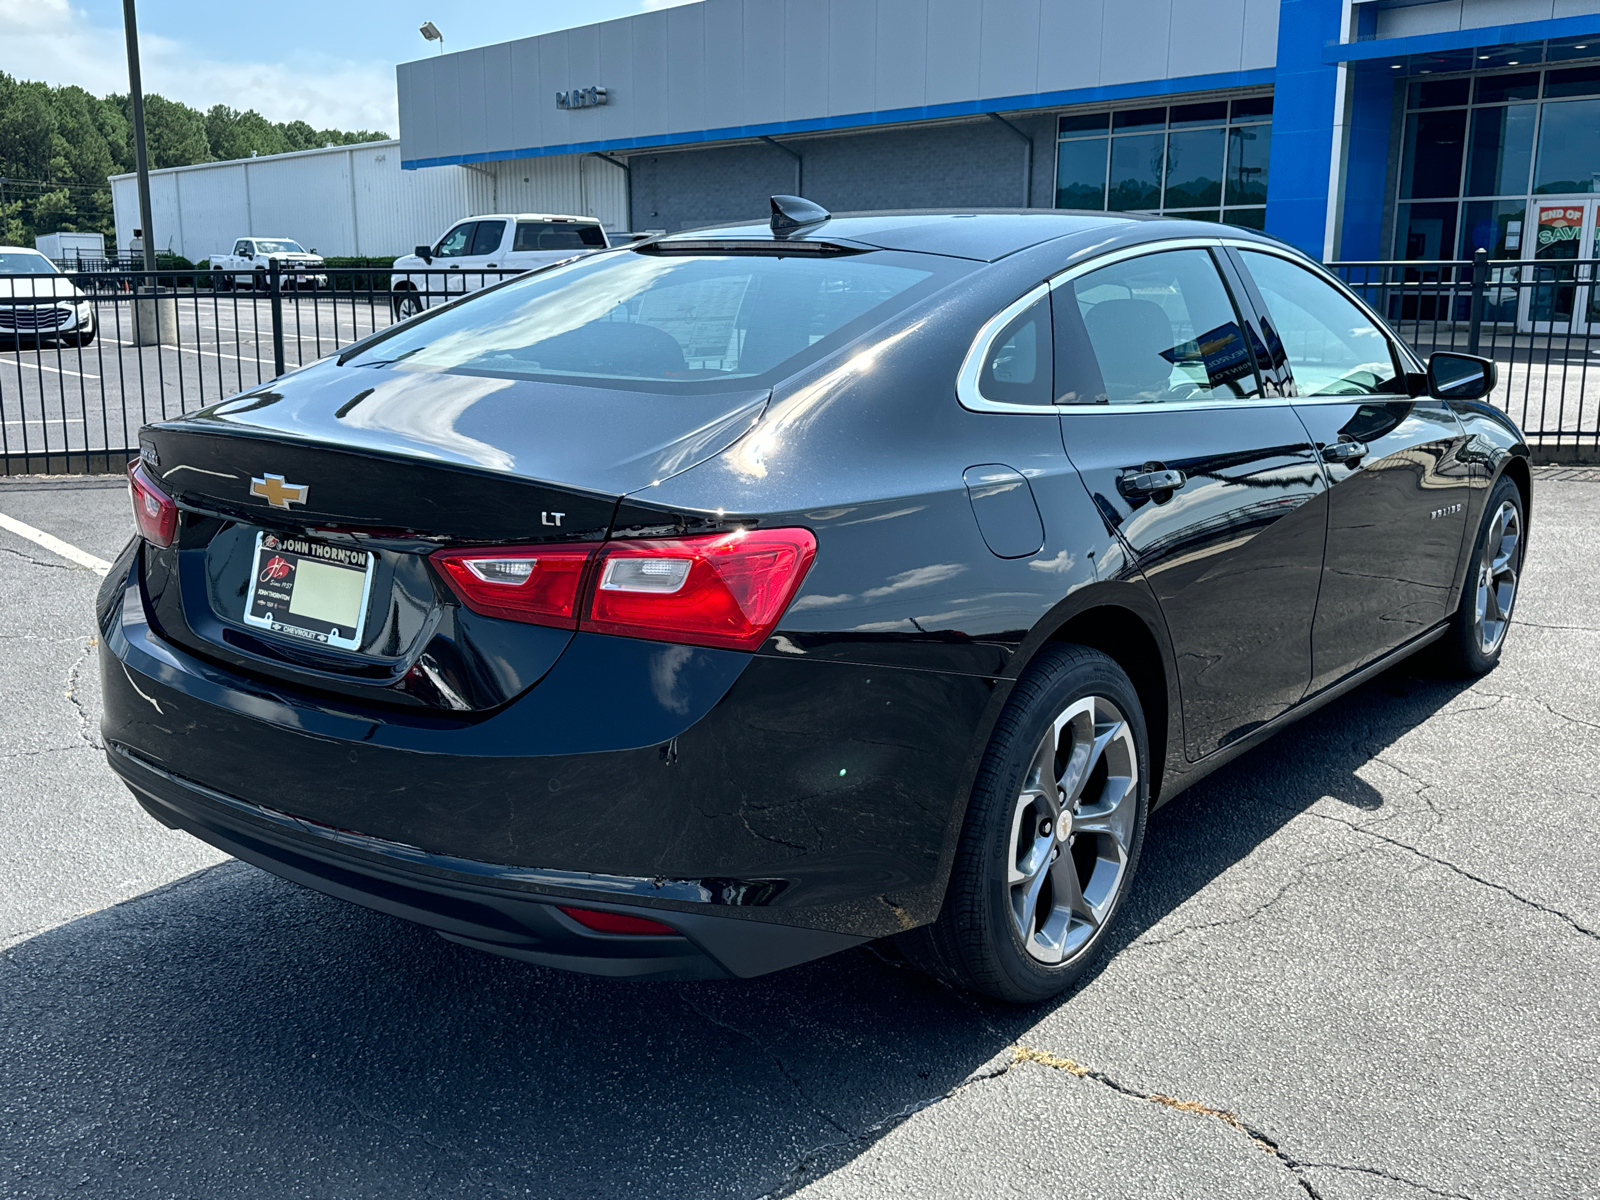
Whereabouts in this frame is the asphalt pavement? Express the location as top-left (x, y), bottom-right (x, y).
top-left (1, 470), bottom-right (1596, 1200)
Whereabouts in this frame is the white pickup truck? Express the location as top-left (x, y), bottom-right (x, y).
top-left (210, 238), bottom-right (328, 292)
top-left (389, 213), bottom-right (610, 318)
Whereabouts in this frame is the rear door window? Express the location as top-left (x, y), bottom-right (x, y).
top-left (1237, 250), bottom-right (1403, 396)
top-left (514, 222), bottom-right (607, 251)
top-left (1055, 248), bottom-right (1261, 405)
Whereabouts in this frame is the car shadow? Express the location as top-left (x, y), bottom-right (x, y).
top-left (0, 663), bottom-right (1474, 1200)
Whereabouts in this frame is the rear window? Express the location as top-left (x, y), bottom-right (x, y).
top-left (350, 248), bottom-right (950, 390)
top-left (514, 221), bottom-right (607, 251)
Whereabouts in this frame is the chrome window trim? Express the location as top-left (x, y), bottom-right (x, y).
top-left (955, 282), bottom-right (1056, 414)
top-left (956, 234), bottom-right (1415, 416)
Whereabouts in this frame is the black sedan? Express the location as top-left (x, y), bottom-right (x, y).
top-left (100, 199), bottom-right (1530, 1003)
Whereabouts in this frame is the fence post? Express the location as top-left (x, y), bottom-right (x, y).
top-left (1467, 247), bottom-right (1488, 357)
top-left (269, 258), bottom-right (286, 378)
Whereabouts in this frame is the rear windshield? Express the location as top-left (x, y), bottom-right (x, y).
top-left (0, 252), bottom-right (57, 274)
top-left (349, 248), bottom-right (952, 389)
top-left (514, 221), bottom-right (607, 251)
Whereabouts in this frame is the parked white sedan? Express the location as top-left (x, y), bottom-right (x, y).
top-left (0, 247), bottom-right (96, 346)
top-left (389, 214), bottom-right (610, 318)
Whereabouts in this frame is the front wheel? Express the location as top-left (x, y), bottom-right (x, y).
top-left (898, 644), bottom-right (1149, 1004)
top-left (1435, 473), bottom-right (1525, 676)
top-left (392, 290), bottom-right (423, 321)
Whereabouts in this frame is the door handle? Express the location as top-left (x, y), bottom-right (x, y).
top-left (1118, 468), bottom-right (1188, 497)
top-left (1321, 441), bottom-right (1368, 463)
top-left (485, 263), bottom-right (497, 268)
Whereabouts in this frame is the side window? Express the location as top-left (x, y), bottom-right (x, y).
top-left (977, 294), bottom-right (1053, 406)
top-left (1060, 248), bottom-right (1261, 405)
top-left (1238, 250), bottom-right (1403, 396)
top-left (434, 223), bottom-right (477, 258)
top-left (470, 220), bottom-right (507, 257)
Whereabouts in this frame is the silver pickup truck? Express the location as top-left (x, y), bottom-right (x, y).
top-left (210, 238), bottom-right (328, 292)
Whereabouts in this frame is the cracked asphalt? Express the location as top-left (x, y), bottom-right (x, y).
top-left (2, 470), bottom-right (1597, 1200)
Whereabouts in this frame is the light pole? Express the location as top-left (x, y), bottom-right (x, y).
top-left (420, 21), bottom-right (444, 54)
top-left (121, 0), bottom-right (157, 274)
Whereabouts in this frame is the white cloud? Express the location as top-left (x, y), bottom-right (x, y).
top-left (0, 0), bottom-right (398, 132)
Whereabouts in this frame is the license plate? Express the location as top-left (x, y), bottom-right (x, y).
top-left (242, 531), bottom-right (375, 651)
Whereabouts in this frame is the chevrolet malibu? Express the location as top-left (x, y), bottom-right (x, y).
top-left (100, 199), bottom-right (1529, 1003)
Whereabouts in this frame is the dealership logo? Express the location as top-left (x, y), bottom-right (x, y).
top-left (556, 86), bottom-right (608, 110)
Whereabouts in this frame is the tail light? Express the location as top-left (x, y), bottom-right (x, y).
top-left (431, 544), bottom-right (598, 628)
top-left (558, 906), bottom-right (678, 936)
top-left (127, 459), bottom-right (178, 548)
top-left (431, 527), bottom-right (816, 652)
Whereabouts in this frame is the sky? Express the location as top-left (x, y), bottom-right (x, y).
top-left (0, 0), bottom-right (695, 133)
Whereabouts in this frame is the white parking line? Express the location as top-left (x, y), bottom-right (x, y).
top-left (0, 511), bottom-right (112, 575)
top-left (2, 359), bottom-right (100, 378)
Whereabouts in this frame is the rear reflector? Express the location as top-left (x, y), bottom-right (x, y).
top-left (432, 543), bottom-right (599, 629)
top-left (432, 528), bottom-right (817, 652)
top-left (557, 906), bottom-right (678, 936)
top-left (127, 459), bottom-right (178, 548)
top-left (586, 528), bottom-right (817, 652)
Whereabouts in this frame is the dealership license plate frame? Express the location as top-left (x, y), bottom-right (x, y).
top-left (241, 531), bottom-right (377, 651)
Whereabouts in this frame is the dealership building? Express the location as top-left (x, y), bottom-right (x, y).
top-left (393, 0), bottom-right (1600, 265)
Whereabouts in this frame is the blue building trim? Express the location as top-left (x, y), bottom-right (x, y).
top-left (400, 67), bottom-right (1276, 171)
top-left (1265, 0), bottom-right (1346, 258)
top-left (1324, 12), bottom-right (1600, 63)
top-left (1339, 66), bottom-right (1395, 261)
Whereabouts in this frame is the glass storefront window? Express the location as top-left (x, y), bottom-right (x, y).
top-left (1401, 110), bottom-right (1467, 198)
top-left (1466, 104), bottom-right (1536, 196)
top-left (1409, 78), bottom-right (1471, 108)
top-left (1108, 132), bottom-right (1164, 211)
top-left (1397, 202), bottom-right (1458, 259)
top-left (1475, 71), bottom-right (1540, 103)
top-left (1226, 124), bottom-right (1270, 206)
top-left (1054, 96), bottom-right (1270, 223)
top-left (1544, 65), bottom-right (1600, 98)
top-left (1533, 97), bottom-right (1600, 193)
top-left (1459, 200), bottom-right (1528, 257)
top-left (1056, 137), bottom-right (1108, 209)
top-left (1164, 127), bottom-right (1225, 207)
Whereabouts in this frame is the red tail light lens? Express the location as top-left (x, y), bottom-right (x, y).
top-left (127, 459), bottom-right (178, 548)
top-left (586, 528), bottom-right (817, 652)
top-left (431, 528), bottom-right (817, 651)
top-left (431, 543), bottom-right (599, 629)
top-left (558, 906), bottom-right (678, 936)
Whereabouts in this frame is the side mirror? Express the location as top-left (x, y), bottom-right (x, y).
top-left (1428, 352), bottom-right (1496, 401)
top-left (414, 245), bottom-right (434, 264)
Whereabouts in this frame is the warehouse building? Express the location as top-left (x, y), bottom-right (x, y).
top-left (109, 138), bottom-right (628, 261)
top-left (395, 0), bottom-right (1600, 266)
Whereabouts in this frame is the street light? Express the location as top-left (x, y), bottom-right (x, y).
top-left (420, 21), bottom-right (443, 54)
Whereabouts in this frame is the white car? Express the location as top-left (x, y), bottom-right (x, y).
top-left (389, 214), bottom-right (610, 318)
top-left (210, 237), bottom-right (328, 292)
top-left (0, 247), bottom-right (95, 346)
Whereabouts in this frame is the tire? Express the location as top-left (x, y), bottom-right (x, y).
top-left (897, 644), bottom-right (1150, 1004)
top-left (1434, 473), bottom-right (1525, 677)
top-left (392, 290), bottom-right (423, 321)
top-left (214, 273), bottom-right (233, 293)
top-left (253, 271), bottom-right (268, 294)
top-left (64, 328), bottom-right (94, 347)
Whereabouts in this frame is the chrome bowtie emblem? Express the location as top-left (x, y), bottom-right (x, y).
top-left (249, 473), bottom-right (309, 510)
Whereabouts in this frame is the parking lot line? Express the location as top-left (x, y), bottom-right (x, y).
top-left (0, 510), bottom-right (112, 574)
top-left (2, 359), bottom-right (101, 379)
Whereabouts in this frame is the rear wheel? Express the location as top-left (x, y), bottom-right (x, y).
top-left (898, 644), bottom-right (1148, 1004)
top-left (1436, 473), bottom-right (1525, 676)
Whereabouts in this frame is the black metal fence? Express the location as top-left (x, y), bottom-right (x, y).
top-left (3, 253), bottom-right (1598, 476)
top-left (0, 264), bottom-right (517, 476)
top-left (1329, 251), bottom-right (1599, 453)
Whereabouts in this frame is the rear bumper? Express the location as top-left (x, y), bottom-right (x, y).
top-left (111, 743), bottom-right (863, 980)
top-left (98, 543), bottom-right (999, 956)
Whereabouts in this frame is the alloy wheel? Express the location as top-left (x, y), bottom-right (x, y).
top-left (1007, 694), bottom-right (1139, 965)
top-left (1474, 499), bottom-right (1520, 654)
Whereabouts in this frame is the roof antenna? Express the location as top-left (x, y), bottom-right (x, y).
top-left (770, 195), bottom-right (830, 236)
